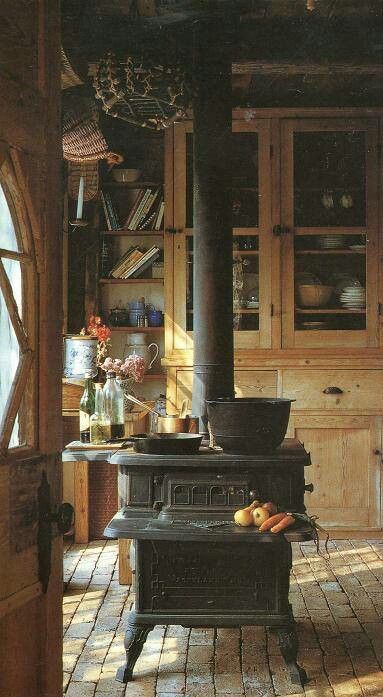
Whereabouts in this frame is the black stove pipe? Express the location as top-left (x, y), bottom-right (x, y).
top-left (191, 17), bottom-right (235, 428)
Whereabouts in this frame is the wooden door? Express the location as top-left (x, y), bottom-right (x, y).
top-left (0, 2), bottom-right (62, 696)
top-left (280, 118), bottom-right (379, 349)
top-left (170, 118), bottom-right (273, 356)
top-left (288, 414), bottom-right (382, 530)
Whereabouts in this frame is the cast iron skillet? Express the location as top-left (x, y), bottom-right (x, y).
top-left (121, 433), bottom-right (203, 455)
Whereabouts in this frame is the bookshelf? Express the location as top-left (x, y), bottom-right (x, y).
top-left (97, 138), bottom-right (166, 398)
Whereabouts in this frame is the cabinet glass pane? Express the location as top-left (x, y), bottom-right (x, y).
top-left (186, 235), bottom-right (259, 332)
top-left (186, 133), bottom-right (259, 228)
top-left (294, 232), bottom-right (367, 331)
top-left (294, 131), bottom-right (366, 227)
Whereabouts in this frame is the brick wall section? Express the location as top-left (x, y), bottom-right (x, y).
top-left (89, 463), bottom-right (118, 539)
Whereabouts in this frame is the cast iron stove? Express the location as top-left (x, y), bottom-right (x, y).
top-left (105, 439), bottom-right (314, 686)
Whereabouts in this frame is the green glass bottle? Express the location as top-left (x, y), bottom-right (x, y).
top-left (79, 370), bottom-right (95, 443)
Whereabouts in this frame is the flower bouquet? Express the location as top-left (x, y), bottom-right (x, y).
top-left (99, 354), bottom-right (146, 412)
top-left (81, 315), bottom-right (112, 364)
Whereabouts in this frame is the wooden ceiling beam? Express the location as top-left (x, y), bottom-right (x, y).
top-left (232, 61), bottom-right (383, 75)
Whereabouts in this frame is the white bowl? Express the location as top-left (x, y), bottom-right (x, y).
top-left (112, 168), bottom-right (142, 183)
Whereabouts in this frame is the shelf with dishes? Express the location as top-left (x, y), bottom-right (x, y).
top-left (295, 248), bottom-right (365, 255)
top-left (295, 307), bottom-right (366, 315)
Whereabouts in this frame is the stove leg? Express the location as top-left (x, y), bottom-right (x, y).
top-left (276, 625), bottom-right (307, 687)
top-left (116, 616), bottom-right (154, 683)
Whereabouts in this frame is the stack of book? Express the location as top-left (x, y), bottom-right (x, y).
top-left (100, 191), bottom-right (120, 230)
top-left (109, 245), bottom-right (161, 279)
top-left (124, 188), bottom-right (164, 231)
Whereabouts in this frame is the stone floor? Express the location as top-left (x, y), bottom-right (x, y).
top-left (63, 539), bottom-right (383, 697)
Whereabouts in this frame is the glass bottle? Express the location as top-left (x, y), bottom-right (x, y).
top-left (79, 370), bottom-right (95, 443)
top-left (103, 371), bottom-right (125, 439)
top-left (90, 384), bottom-right (111, 444)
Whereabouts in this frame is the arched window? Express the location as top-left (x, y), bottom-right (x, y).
top-left (0, 157), bottom-right (36, 451)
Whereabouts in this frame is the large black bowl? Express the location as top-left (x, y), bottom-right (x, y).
top-left (206, 397), bottom-right (294, 454)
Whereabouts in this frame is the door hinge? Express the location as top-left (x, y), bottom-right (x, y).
top-left (270, 144), bottom-right (274, 159)
top-left (270, 303), bottom-right (274, 317)
top-left (378, 302), bottom-right (383, 316)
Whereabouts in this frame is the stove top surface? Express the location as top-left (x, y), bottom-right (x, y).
top-left (111, 438), bottom-right (311, 465)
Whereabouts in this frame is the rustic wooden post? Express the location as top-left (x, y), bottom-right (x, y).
top-left (192, 15), bottom-right (235, 426)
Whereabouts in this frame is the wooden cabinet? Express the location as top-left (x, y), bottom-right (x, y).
top-left (170, 119), bottom-right (273, 353)
top-left (287, 414), bottom-right (382, 530)
top-left (167, 113), bottom-right (380, 354)
top-left (163, 109), bottom-right (383, 532)
top-left (280, 119), bottom-right (379, 349)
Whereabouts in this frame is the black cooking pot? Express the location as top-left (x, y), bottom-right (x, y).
top-left (123, 433), bottom-right (203, 455)
top-left (206, 397), bottom-right (294, 454)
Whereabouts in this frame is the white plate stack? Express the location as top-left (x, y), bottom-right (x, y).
top-left (339, 286), bottom-right (366, 310)
top-left (317, 235), bottom-right (346, 249)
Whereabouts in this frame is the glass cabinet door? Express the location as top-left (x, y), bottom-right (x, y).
top-left (172, 120), bottom-right (272, 352)
top-left (280, 119), bottom-right (379, 348)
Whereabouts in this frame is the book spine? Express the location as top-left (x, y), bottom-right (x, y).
top-left (123, 246), bottom-right (159, 278)
top-left (130, 249), bottom-right (160, 278)
top-left (104, 192), bottom-right (120, 229)
top-left (135, 188), bottom-right (159, 228)
top-left (154, 200), bottom-right (165, 230)
top-left (117, 250), bottom-right (144, 278)
top-left (128, 189), bottom-right (151, 230)
top-left (100, 191), bottom-right (112, 231)
top-left (124, 189), bottom-right (145, 228)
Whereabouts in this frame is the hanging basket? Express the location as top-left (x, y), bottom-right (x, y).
top-left (93, 52), bottom-right (191, 130)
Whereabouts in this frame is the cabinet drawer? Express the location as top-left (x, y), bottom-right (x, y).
top-left (176, 369), bottom-right (278, 408)
top-left (282, 369), bottom-right (383, 411)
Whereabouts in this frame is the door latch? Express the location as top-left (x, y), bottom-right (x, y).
top-left (38, 471), bottom-right (74, 592)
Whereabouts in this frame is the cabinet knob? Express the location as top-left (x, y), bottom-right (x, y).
top-left (373, 449), bottom-right (382, 456)
top-left (323, 386), bottom-right (343, 395)
top-left (304, 483), bottom-right (314, 493)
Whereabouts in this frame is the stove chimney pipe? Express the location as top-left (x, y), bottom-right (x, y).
top-left (191, 16), bottom-right (235, 429)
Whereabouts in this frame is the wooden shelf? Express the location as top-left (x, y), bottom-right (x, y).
top-left (102, 229), bottom-right (164, 236)
top-left (110, 326), bottom-right (164, 332)
top-left (99, 278), bottom-right (164, 285)
top-left (295, 248), bottom-right (365, 255)
top-left (187, 308), bottom-right (259, 314)
top-left (188, 250), bottom-right (259, 256)
top-left (296, 307), bottom-right (366, 314)
top-left (103, 181), bottom-right (162, 189)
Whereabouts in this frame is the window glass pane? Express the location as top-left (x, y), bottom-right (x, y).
top-left (0, 286), bottom-right (20, 445)
top-left (0, 184), bottom-right (20, 251)
top-left (3, 258), bottom-right (22, 318)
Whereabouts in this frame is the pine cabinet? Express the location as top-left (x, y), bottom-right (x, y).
top-left (163, 109), bottom-right (383, 532)
top-left (166, 113), bottom-right (380, 354)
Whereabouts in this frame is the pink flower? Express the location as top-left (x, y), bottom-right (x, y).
top-left (99, 354), bottom-right (145, 382)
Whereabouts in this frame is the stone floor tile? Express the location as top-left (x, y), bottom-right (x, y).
top-left (65, 682), bottom-right (97, 697)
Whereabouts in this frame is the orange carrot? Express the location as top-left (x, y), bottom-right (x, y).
top-left (259, 512), bottom-right (286, 532)
top-left (271, 514), bottom-right (296, 533)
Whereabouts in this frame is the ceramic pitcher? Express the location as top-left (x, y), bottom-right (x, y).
top-left (123, 332), bottom-right (159, 372)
